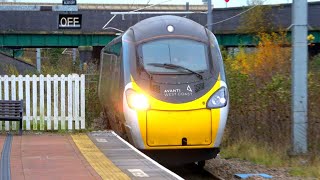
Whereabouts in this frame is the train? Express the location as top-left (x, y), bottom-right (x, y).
top-left (98, 15), bottom-right (229, 166)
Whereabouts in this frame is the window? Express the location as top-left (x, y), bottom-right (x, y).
top-left (140, 39), bottom-right (209, 73)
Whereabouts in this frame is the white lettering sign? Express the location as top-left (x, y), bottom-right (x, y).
top-left (58, 14), bottom-right (81, 29)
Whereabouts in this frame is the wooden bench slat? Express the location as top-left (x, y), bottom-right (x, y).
top-left (0, 115), bottom-right (22, 118)
top-left (0, 104), bottom-right (22, 107)
top-left (0, 107), bottom-right (22, 109)
top-left (0, 100), bottom-right (23, 135)
top-left (0, 104), bottom-right (21, 106)
top-left (0, 111), bottom-right (21, 116)
top-left (0, 109), bottom-right (22, 112)
top-left (0, 118), bottom-right (22, 121)
top-left (0, 114), bottom-right (21, 116)
top-left (0, 100), bottom-right (22, 103)
top-left (0, 106), bottom-right (22, 109)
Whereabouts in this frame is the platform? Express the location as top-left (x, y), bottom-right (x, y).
top-left (87, 131), bottom-right (182, 180)
top-left (0, 132), bottom-right (182, 180)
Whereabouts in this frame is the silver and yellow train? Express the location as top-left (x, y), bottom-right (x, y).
top-left (99, 15), bottom-right (229, 166)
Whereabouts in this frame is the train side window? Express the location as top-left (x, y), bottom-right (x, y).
top-left (100, 40), bottom-right (122, 111)
top-left (109, 54), bottom-right (121, 113)
top-left (110, 54), bottom-right (117, 96)
top-left (99, 52), bottom-right (117, 105)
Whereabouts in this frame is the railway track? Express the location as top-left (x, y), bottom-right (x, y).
top-left (167, 163), bottom-right (224, 180)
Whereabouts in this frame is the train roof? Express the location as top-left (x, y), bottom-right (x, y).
top-left (129, 15), bottom-right (209, 43)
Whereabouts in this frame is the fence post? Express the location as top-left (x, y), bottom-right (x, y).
top-left (4, 75), bottom-right (9, 130)
top-left (46, 75), bottom-right (52, 130)
top-left (11, 75), bottom-right (16, 130)
top-left (61, 74), bottom-right (66, 130)
top-left (18, 75), bottom-right (24, 130)
top-left (53, 74), bottom-right (59, 130)
top-left (40, 75), bottom-right (45, 130)
top-left (68, 74), bottom-right (73, 130)
top-left (25, 75), bottom-right (31, 130)
top-left (74, 74), bottom-right (79, 130)
top-left (32, 74), bottom-right (38, 130)
top-left (80, 74), bottom-right (85, 129)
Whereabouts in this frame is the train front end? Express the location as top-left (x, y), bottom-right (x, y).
top-left (122, 16), bottom-right (229, 164)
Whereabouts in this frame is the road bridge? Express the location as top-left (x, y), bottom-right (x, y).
top-left (0, 2), bottom-right (319, 48)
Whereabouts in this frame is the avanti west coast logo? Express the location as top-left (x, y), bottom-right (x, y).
top-left (164, 85), bottom-right (193, 97)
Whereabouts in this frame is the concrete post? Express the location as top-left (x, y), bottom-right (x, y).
top-left (36, 48), bottom-right (41, 73)
top-left (78, 46), bottom-right (93, 71)
top-left (72, 48), bottom-right (77, 64)
top-left (292, 0), bottom-right (308, 154)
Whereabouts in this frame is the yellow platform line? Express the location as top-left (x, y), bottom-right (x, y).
top-left (71, 134), bottom-right (130, 180)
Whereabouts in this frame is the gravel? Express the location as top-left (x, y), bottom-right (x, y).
top-left (205, 155), bottom-right (317, 180)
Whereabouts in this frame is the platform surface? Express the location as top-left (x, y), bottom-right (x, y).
top-left (9, 134), bottom-right (101, 180)
top-left (0, 132), bottom-right (182, 180)
top-left (87, 131), bottom-right (182, 180)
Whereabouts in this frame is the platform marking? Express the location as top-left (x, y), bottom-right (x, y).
top-left (111, 131), bottom-right (184, 180)
top-left (0, 134), bottom-right (13, 180)
top-left (71, 134), bottom-right (130, 180)
top-left (96, 138), bottom-right (108, 143)
top-left (128, 169), bottom-right (149, 177)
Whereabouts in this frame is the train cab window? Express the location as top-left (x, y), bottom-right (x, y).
top-left (140, 39), bottom-right (209, 73)
top-left (207, 30), bottom-right (226, 81)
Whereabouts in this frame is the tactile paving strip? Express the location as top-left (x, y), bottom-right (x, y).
top-left (71, 134), bottom-right (130, 180)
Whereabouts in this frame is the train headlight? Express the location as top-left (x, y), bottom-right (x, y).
top-left (126, 89), bottom-right (149, 110)
top-left (167, 25), bottom-right (175, 32)
top-left (207, 87), bottom-right (228, 108)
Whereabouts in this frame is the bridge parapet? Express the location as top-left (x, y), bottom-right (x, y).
top-left (0, 2), bottom-right (320, 47)
top-left (0, 2), bottom-right (207, 11)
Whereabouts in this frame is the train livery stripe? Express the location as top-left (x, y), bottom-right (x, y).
top-left (71, 134), bottom-right (130, 180)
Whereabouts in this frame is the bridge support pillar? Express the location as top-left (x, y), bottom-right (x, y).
top-left (36, 48), bottom-right (41, 73)
top-left (78, 46), bottom-right (93, 71)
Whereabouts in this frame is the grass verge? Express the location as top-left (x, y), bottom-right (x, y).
top-left (221, 139), bottom-right (320, 178)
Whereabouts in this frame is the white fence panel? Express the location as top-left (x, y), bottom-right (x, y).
top-left (4, 75), bottom-right (9, 130)
top-left (25, 75), bottom-right (31, 130)
top-left (0, 79), bottom-right (2, 130)
top-left (61, 75), bottom-right (66, 130)
top-left (40, 75), bottom-right (45, 130)
top-left (54, 75), bottom-right (59, 130)
top-left (46, 75), bottom-right (52, 130)
top-left (74, 74), bottom-right (79, 130)
top-left (0, 74), bottom-right (86, 131)
top-left (18, 75), bottom-right (24, 130)
top-left (32, 75), bottom-right (38, 130)
top-left (80, 74), bottom-right (86, 129)
top-left (68, 75), bottom-right (73, 130)
top-left (11, 75), bottom-right (17, 130)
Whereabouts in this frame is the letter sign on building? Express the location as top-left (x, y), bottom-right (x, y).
top-left (62, 0), bottom-right (77, 5)
top-left (58, 14), bottom-right (82, 29)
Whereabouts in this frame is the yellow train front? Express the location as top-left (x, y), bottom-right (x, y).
top-left (99, 15), bottom-right (229, 165)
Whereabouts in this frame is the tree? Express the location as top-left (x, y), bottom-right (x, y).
top-left (237, 0), bottom-right (274, 33)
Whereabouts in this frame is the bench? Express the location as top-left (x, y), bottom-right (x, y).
top-left (0, 100), bottom-right (23, 135)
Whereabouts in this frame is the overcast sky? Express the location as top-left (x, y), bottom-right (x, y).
top-left (5, 0), bottom-right (320, 8)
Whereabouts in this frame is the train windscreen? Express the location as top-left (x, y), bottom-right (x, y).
top-left (140, 39), bottom-right (209, 73)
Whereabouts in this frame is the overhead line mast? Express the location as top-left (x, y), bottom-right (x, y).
top-left (291, 0), bottom-right (308, 155)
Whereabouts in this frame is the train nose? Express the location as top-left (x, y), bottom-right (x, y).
top-left (146, 109), bottom-right (213, 147)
